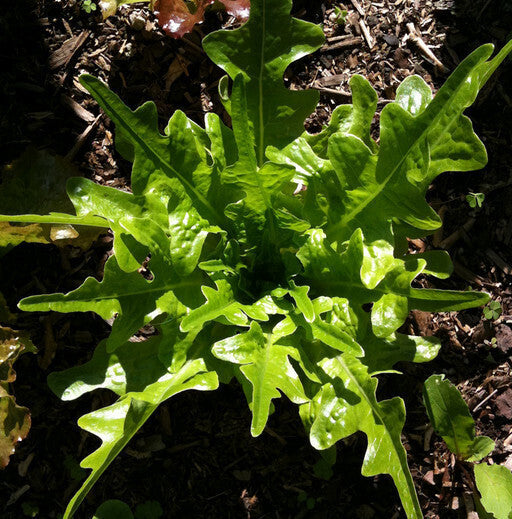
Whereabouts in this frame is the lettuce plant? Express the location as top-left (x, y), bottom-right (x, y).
top-left (1, 0), bottom-right (511, 517)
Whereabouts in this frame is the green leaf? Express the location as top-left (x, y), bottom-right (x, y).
top-left (213, 320), bottom-right (308, 436)
top-left (203, 0), bottom-right (324, 164)
top-left (297, 228), bottom-right (488, 337)
top-left (221, 75), bottom-right (296, 238)
top-left (20, 255), bottom-right (202, 352)
top-left (134, 500), bottom-right (163, 519)
top-left (58, 350), bottom-right (218, 519)
top-left (306, 75), bottom-right (378, 156)
top-left (325, 45), bottom-right (499, 244)
top-left (8, 10), bottom-right (510, 518)
top-left (79, 74), bottom-right (228, 275)
top-left (0, 149), bottom-right (106, 249)
top-left (474, 463), bottom-right (512, 519)
top-left (423, 374), bottom-right (494, 461)
top-left (93, 500), bottom-right (134, 519)
top-left (300, 351), bottom-right (422, 519)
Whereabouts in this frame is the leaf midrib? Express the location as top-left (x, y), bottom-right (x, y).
top-left (257, 0), bottom-right (266, 166)
top-left (84, 77), bottom-right (225, 228)
top-left (333, 355), bottom-right (422, 518)
top-left (328, 56), bottom-right (484, 237)
top-left (22, 279), bottom-right (198, 306)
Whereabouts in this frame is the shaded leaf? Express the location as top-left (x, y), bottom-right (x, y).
top-left (0, 149), bottom-right (105, 249)
top-left (134, 500), bottom-right (164, 519)
top-left (423, 374), bottom-right (495, 461)
top-left (93, 500), bottom-right (134, 519)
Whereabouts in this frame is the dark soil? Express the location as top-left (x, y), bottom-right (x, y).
top-left (1, 1), bottom-right (511, 518)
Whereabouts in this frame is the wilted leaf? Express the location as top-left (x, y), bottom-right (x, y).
top-left (0, 390), bottom-right (31, 469)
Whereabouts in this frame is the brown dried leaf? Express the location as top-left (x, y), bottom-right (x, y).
top-left (0, 391), bottom-right (31, 469)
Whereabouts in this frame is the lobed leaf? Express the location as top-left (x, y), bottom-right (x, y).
top-left (203, 0), bottom-right (324, 164)
top-left (213, 320), bottom-right (307, 436)
top-left (5, 1), bottom-right (510, 516)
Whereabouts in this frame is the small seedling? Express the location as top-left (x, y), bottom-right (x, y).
top-left (466, 192), bottom-right (485, 208)
top-left (333, 6), bottom-right (348, 25)
top-left (82, 0), bottom-right (97, 13)
top-left (483, 300), bottom-right (502, 320)
top-left (22, 503), bottom-right (39, 517)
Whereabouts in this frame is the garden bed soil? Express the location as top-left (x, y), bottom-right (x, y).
top-left (1, 0), bottom-right (511, 517)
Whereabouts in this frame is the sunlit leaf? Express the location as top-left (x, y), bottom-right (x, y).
top-left (474, 463), bottom-right (512, 519)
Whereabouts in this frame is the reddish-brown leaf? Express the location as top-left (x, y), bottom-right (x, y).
top-left (219, 0), bottom-right (250, 20)
top-left (0, 391), bottom-right (31, 468)
top-left (153, 0), bottom-right (250, 38)
top-left (154, 0), bottom-right (213, 39)
top-left (0, 327), bottom-right (36, 468)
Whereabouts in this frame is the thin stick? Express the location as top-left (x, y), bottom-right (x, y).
top-left (359, 19), bottom-right (374, 49)
top-left (472, 389), bottom-right (498, 413)
top-left (350, 0), bottom-right (365, 17)
top-left (407, 23), bottom-right (448, 72)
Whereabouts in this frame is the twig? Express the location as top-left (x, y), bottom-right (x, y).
top-left (472, 389), bottom-right (498, 413)
top-left (66, 114), bottom-right (102, 161)
top-left (350, 0), bottom-right (365, 17)
top-left (359, 19), bottom-right (374, 49)
top-left (477, 0), bottom-right (492, 19)
top-left (439, 217), bottom-right (475, 249)
top-left (311, 85), bottom-right (352, 98)
top-left (407, 23), bottom-right (448, 72)
top-left (320, 36), bottom-right (362, 52)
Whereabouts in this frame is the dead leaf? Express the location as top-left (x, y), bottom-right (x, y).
top-left (0, 391), bottom-right (31, 469)
top-left (165, 55), bottom-right (190, 90)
